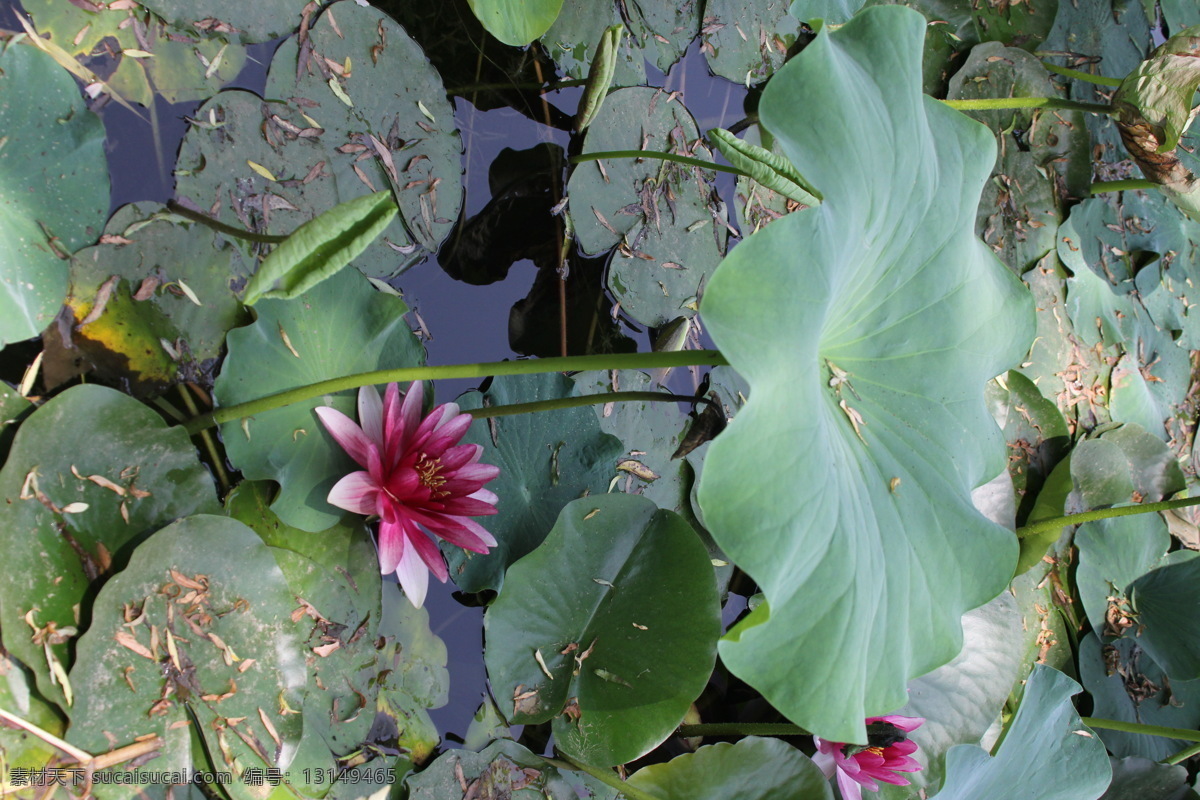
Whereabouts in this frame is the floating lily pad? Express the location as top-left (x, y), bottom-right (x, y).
top-left (65, 202), bottom-right (251, 393)
top-left (1020, 422), bottom-right (1185, 574)
top-left (484, 494), bottom-right (720, 766)
top-left (374, 580), bottom-right (449, 765)
top-left (0, 651), bottom-right (66, 778)
top-left (1042, 0), bottom-right (1151, 162)
top-left (447, 373), bottom-right (624, 593)
top-left (700, 0), bottom-right (801, 86)
top-left (567, 87), bottom-right (726, 327)
top-left (1130, 556), bottom-right (1200, 680)
top-left (214, 268), bottom-right (425, 533)
top-left (21, 0), bottom-right (246, 106)
top-left (0, 382), bottom-right (33, 464)
top-left (626, 737), bottom-right (833, 800)
top-left (936, 666), bottom-right (1110, 800)
top-left (0, 41), bottom-right (108, 348)
top-left (406, 740), bottom-right (616, 800)
top-left (985, 370), bottom-right (1070, 520)
top-left (225, 481), bottom-right (383, 760)
top-left (541, 0), bottom-right (696, 76)
top-left (263, 3), bottom-right (462, 272)
top-left (66, 516), bottom-right (308, 799)
top-left (572, 369), bottom-right (692, 516)
top-left (0, 384), bottom-right (218, 709)
top-left (1079, 633), bottom-right (1200, 762)
top-left (136, 0), bottom-right (309, 43)
top-left (695, 6), bottom-right (1033, 742)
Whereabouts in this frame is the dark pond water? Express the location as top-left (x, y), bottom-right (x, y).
top-left (1, 0), bottom-right (750, 743)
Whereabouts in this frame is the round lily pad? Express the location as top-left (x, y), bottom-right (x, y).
top-left (66, 203), bottom-right (251, 393)
top-left (0, 384), bottom-right (218, 709)
top-left (214, 268), bottom-right (425, 532)
top-left (0, 41), bottom-right (108, 347)
top-left (484, 494), bottom-right (720, 766)
top-left (67, 515), bottom-right (308, 798)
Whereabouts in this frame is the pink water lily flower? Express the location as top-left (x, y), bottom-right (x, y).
top-left (315, 381), bottom-right (499, 608)
top-left (812, 715), bottom-right (924, 800)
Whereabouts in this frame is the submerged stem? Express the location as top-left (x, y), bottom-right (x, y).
top-left (941, 97), bottom-right (1112, 115)
top-left (179, 351), bottom-right (728, 435)
top-left (1016, 496), bottom-right (1200, 538)
top-left (1038, 62), bottom-right (1123, 88)
top-left (1091, 179), bottom-right (1161, 194)
top-left (165, 200), bottom-right (288, 244)
top-left (1082, 717), bottom-right (1200, 744)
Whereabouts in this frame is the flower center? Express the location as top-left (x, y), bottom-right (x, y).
top-left (416, 454), bottom-right (449, 497)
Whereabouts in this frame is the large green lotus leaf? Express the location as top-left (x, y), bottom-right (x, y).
top-left (0, 42), bottom-right (107, 348)
top-left (484, 494), bottom-right (720, 766)
top-left (135, 0), bottom-right (308, 43)
top-left (1079, 633), bottom-right (1200, 762)
top-left (694, 5), bottom-right (1033, 741)
top-left (969, 0), bottom-right (1058, 51)
top-left (0, 384), bottom-right (218, 708)
top-left (1102, 756), bottom-right (1193, 800)
top-left (465, 0), bottom-right (564, 45)
top-left (700, 0), bottom-right (801, 86)
top-left (261, 4), bottom-right (462, 273)
top-left (626, 737), bottom-right (833, 800)
top-left (445, 373), bottom-right (624, 593)
top-left (65, 202), bottom-right (251, 392)
top-left (872, 593), bottom-right (1024, 797)
top-left (1042, 0), bottom-right (1150, 162)
top-left (406, 740), bottom-right (616, 800)
top-left (214, 268), bottom-right (424, 532)
top-left (225, 481), bottom-right (382, 760)
top-left (1136, 243), bottom-right (1200, 351)
top-left (1130, 557), bottom-right (1200, 679)
top-left (21, 0), bottom-right (246, 106)
top-left (936, 666), bottom-right (1110, 800)
top-left (66, 516), bottom-right (308, 800)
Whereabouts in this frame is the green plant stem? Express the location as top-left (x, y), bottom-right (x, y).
top-left (940, 97), bottom-right (1112, 115)
top-left (546, 753), bottom-right (659, 800)
top-left (570, 149), bottom-right (748, 177)
top-left (165, 200), bottom-right (289, 244)
top-left (466, 390), bottom-right (715, 420)
top-left (1082, 717), bottom-right (1200, 744)
top-left (1091, 179), bottom-right (1161, 194)
top-left (677, 722), bottom-right (809, 737)
top-left (1015, 496), bottom-right (1200, 539)
top-left (177, 384), bottom-right (230, 492)
top-left (1038, 62), bottom-right (1123, 87)
top-left (179, 351), bottom-right (728, 435)
top-left (1165, 740), bottom-right (1200, 765)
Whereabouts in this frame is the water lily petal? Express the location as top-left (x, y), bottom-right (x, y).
top-left (404, 520), bottom-right (450, 582)
top-left (836, 771), bottom-right (865, 800)
top-left (377, 518), bottom-right (405, 574)
top-left (358, 385), bottom-right (384, 447)
top-left (315, 406), bottom-right (374, 467)
top-left (410, 510), bottom-right (496, 551)
top-left (394, 540), bottom-right (430, 609)
top-left (327, 471), bottom-right (380, 515)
